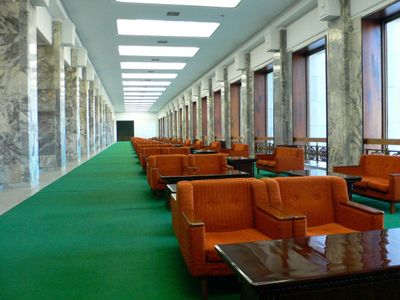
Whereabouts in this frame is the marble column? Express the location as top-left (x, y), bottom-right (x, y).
top-left (273, 29), bottom-right (292, 146)
top-left (207, 88), bottom-right (214, 144)
top-left (37, 21), bottom-right (66, 171)
top-left (88, 81), bottom-right (95, 155)
top-left (180, 98), bottom-right (186, 139)
top-left (221, 69), bottom-right (231, 148)
top-left (197, 97), bottom-right (203, 141)
top-left (326, 0), bottom-right (362, 169)
top-left (95, 92), bottom-right (101, 151)
top-left (185, 96), bottom-right (192, 140)
top-left (0, 0), bottom-right (39, 187)
top-left (240, 53), bottom-right (255, 155)
top-left (65, 49), bottom-right (81, 162)
top-left (80, 68), bottom-right (90, 158)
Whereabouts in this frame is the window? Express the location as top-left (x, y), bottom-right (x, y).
top-left (386, 17), bottom-right (400, 148)
top-left (307, 49), bottom-right (327, 139)
top-left (266, 72), bottom-right (274, 137)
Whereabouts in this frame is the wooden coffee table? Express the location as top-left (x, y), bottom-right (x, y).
top-left (283, 169), bottom-right (361, 200)
top-left (226, 156), bottom-right (257, 177)
top-left (216, 228), bottom-right (400, 300)
top-left (160, 170), bottom-right (249, 184)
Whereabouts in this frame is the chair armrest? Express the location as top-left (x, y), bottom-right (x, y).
top-left (389, 174), bottom-right (400, 199)
top-left (336, 201), bottom-right (384, 231)
top-left (256, 154), bottom-right (274, 160)
top-left (332, 165), bottom-right (362, 176)
top-left (255, 206), bottom-right (305, 239)
top-left (181, 210), bottom-right (205, 227)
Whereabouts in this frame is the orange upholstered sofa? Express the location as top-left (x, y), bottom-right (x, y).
top-left (171, 178), bottom-right (295, 294)
top-left (256, 146), bottom-right (304, 174)
top-left (140, 147), bottom-right (191, 169)
top-left (191, 140), bottom-right (203, 149)
top-left (147, 154), bottom-right (190, 193)
top-left (189, 154), bottom-right (232, 175)
top-left (333, 154), bottom-right (400, 213)
top-left (261, 176), bottom-right (384, 237)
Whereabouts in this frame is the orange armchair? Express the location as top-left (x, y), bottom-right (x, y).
top-left (204, 141), bottom-right (221, 153)
top-left (147, 154), bottom-right (190, 193)
top-left (191, 139), bottom-right (204, 149)
top-left (189, 154), bottom-right (233, 175)
top-left (171, 178), bottom-right (295, 290)
top-left (183, 139), bottom-right (191, 147)
top-left (256, 146), bottom-right (304, 174)
top-left (228, 143), bottom-right (249, 157)
top-left (139, 147), bottom-right (163, 168)
top-left (261, 176), bottom-right (384, 237)
top-left (333, 154), bottom-right (400, 213)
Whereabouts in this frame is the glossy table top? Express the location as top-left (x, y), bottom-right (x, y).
top-left (226, 156), bottom-right (257, 162)
top-left (160, 170), bottom-right (249, 183)
top-left (284, 169), bottom-right (361, 180)
top-left (216, 228), bottom-right (400, 287)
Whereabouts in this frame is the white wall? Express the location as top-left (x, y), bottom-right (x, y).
top-left (251, 42), bottom-right (273, 71)
top-left (116, 112), bottom-right (158, 138)
top-left (227, 63), bottom-right (241, 83)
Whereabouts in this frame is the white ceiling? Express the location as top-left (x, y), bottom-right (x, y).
top-left (59, 0), bottom-right (299, 113)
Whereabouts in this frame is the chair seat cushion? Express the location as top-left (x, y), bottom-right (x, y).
top-left (307, 223), bottom-right (357, 237)
top-left (205, 229), bottom-right (270, 262)
top-left (355, 177), bottom-right (389, 193)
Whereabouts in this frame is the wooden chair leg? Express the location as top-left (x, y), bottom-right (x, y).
top-left (390, 202), bottom-right (396, 214)
top-left (201, 277), bottom-right (208, 300)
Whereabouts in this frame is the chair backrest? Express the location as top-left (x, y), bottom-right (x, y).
top-left (150, 154), bottom-right (189, 176)
top-left (270, 176), bottom-right (348, 226)
top-left (362, 154), bottom-right (400, 178)
top-left (230, 144), bottom-right (249, 157)
top-left (190, 154), bottom-right (228, 174)
top-left (179, 179), bottom-right (257, 232)
top-left (275, 146), bottom-right (303, 158)
top-left (168, 147), bottom-right (191, 155)
top-left (209, 141), bottom-right (221, 152)
top-left (142, 147), bottom-right (163, 156)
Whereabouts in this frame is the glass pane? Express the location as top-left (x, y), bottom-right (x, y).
top-left (386, 18), bottom-right (400, 151)
top-left (267, 72), bottom-right (274, 137)
top-left (307, 49), bottom-right (326, 138)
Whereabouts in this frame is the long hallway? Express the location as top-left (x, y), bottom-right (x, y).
top-left (0, 142), bottom-right (237, 300)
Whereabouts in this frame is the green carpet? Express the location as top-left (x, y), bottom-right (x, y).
top-left (0, 142), bottom-right (238, 300)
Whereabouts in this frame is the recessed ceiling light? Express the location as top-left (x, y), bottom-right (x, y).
top-left (167, 11), bottom-right (180, 16)
top-left (124, 92), bottom-right (163, 96)
top-left (157, 40), bottom-right (168, 44)
top-left (122, 73), bottom-right (177, 79)
top-left (115, 0), bottom-right (241, 8)
top-left (124, 96), bottom-right (160, 99)
top-left (117, 19), bottom-right (220, 37)
top-left (124, 101), bottom-right (157, 103)
top-left (120, 62), bottom-right (186, 70)
top-left (123, 87), bottom-right (166, 91)
top-left (119, 46), bottom-right (199, 57)
top-left (123, 81), bottom-right (171, 86)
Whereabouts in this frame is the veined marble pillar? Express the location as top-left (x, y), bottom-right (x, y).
top-left (37, 21), bottom-right (66, 171)
top-left (80, 68), bottom-right (90, 158)
top-left (240, 53), bottom-right (255, 155)
top-left (95, 92), bottom-right (100, 151)
top-left (221, 69), bottom-right (231, 148)
top-left (327, 0), bottom-right (362, 169)
top-left (197, 98), bottom-right (203, 141)
top-left (0, 0), bottom-right (39, 187)
top-left (186, 98), bottom-right (192, 140)
top-left (65, 49), bottom-right (81, 162)
top-left (273, 29), bottom-right (292, 146)
top-left (88, 81), bottom-right (95, 154)
top-left (207, 90), bottom-right (214, 144)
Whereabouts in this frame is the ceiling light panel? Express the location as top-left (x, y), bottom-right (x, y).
top-left (121, 62), bottom-right (186, 70)
top-left (117, 19), bottom-right (220, 37)
top-left (119, 46), bottom-right (199, 57)
top-left (123, 87), bottom-right (166, 91)
top-left (122, 73), bottom-right (177, 79)
top-left (124, 92), bottom-right (162, 96)
top-left (124, 96), bottom-right (160, 99)
top-left (115, 0), bottom-right (241, 8)
top-left (122, 81), bottom-right (171, 86)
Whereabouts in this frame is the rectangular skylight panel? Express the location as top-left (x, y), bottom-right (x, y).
top-left (122, 73), bottom-right (177, 79)
top-left (121, 62), bottom-right (186, 70)
top-left (117, 19), bottom-right (219, 37)
top-left (115, 0), bottom-right (241, 8)
top-left (123, 87), bottom-right (166, 91)
top-left (122, 81), bottom-right (171, 86)
top-left (124, 92), bottom-right (162, 96)
top-left (119, 46), bottom-right (199, 57)
top-left (124, 96), bottom-right (159, 100)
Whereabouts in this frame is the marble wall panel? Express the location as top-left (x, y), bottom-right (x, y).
top-left (221, 69), bottom-right (231, 147)
top-left (240, 53), bottom-right (255, 155)
top-left (37, 21), bottom-right (66, 171)
top-left (65, 57), bottom-right (80, 162)
top-left (80, 75), bottom-right (89, 157)
top-left (273, 30), bottom-right (293, 146)
top-left (95, 94), bottom-right (101, 151)
top-left (0, 0), bottom-right (39, 187)
top-left (207, 92), bottom-right (214, 144)
top-left (88, 81), bottom-right (95, 154)
top-left (327, 0), bottom-right (363, 169)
